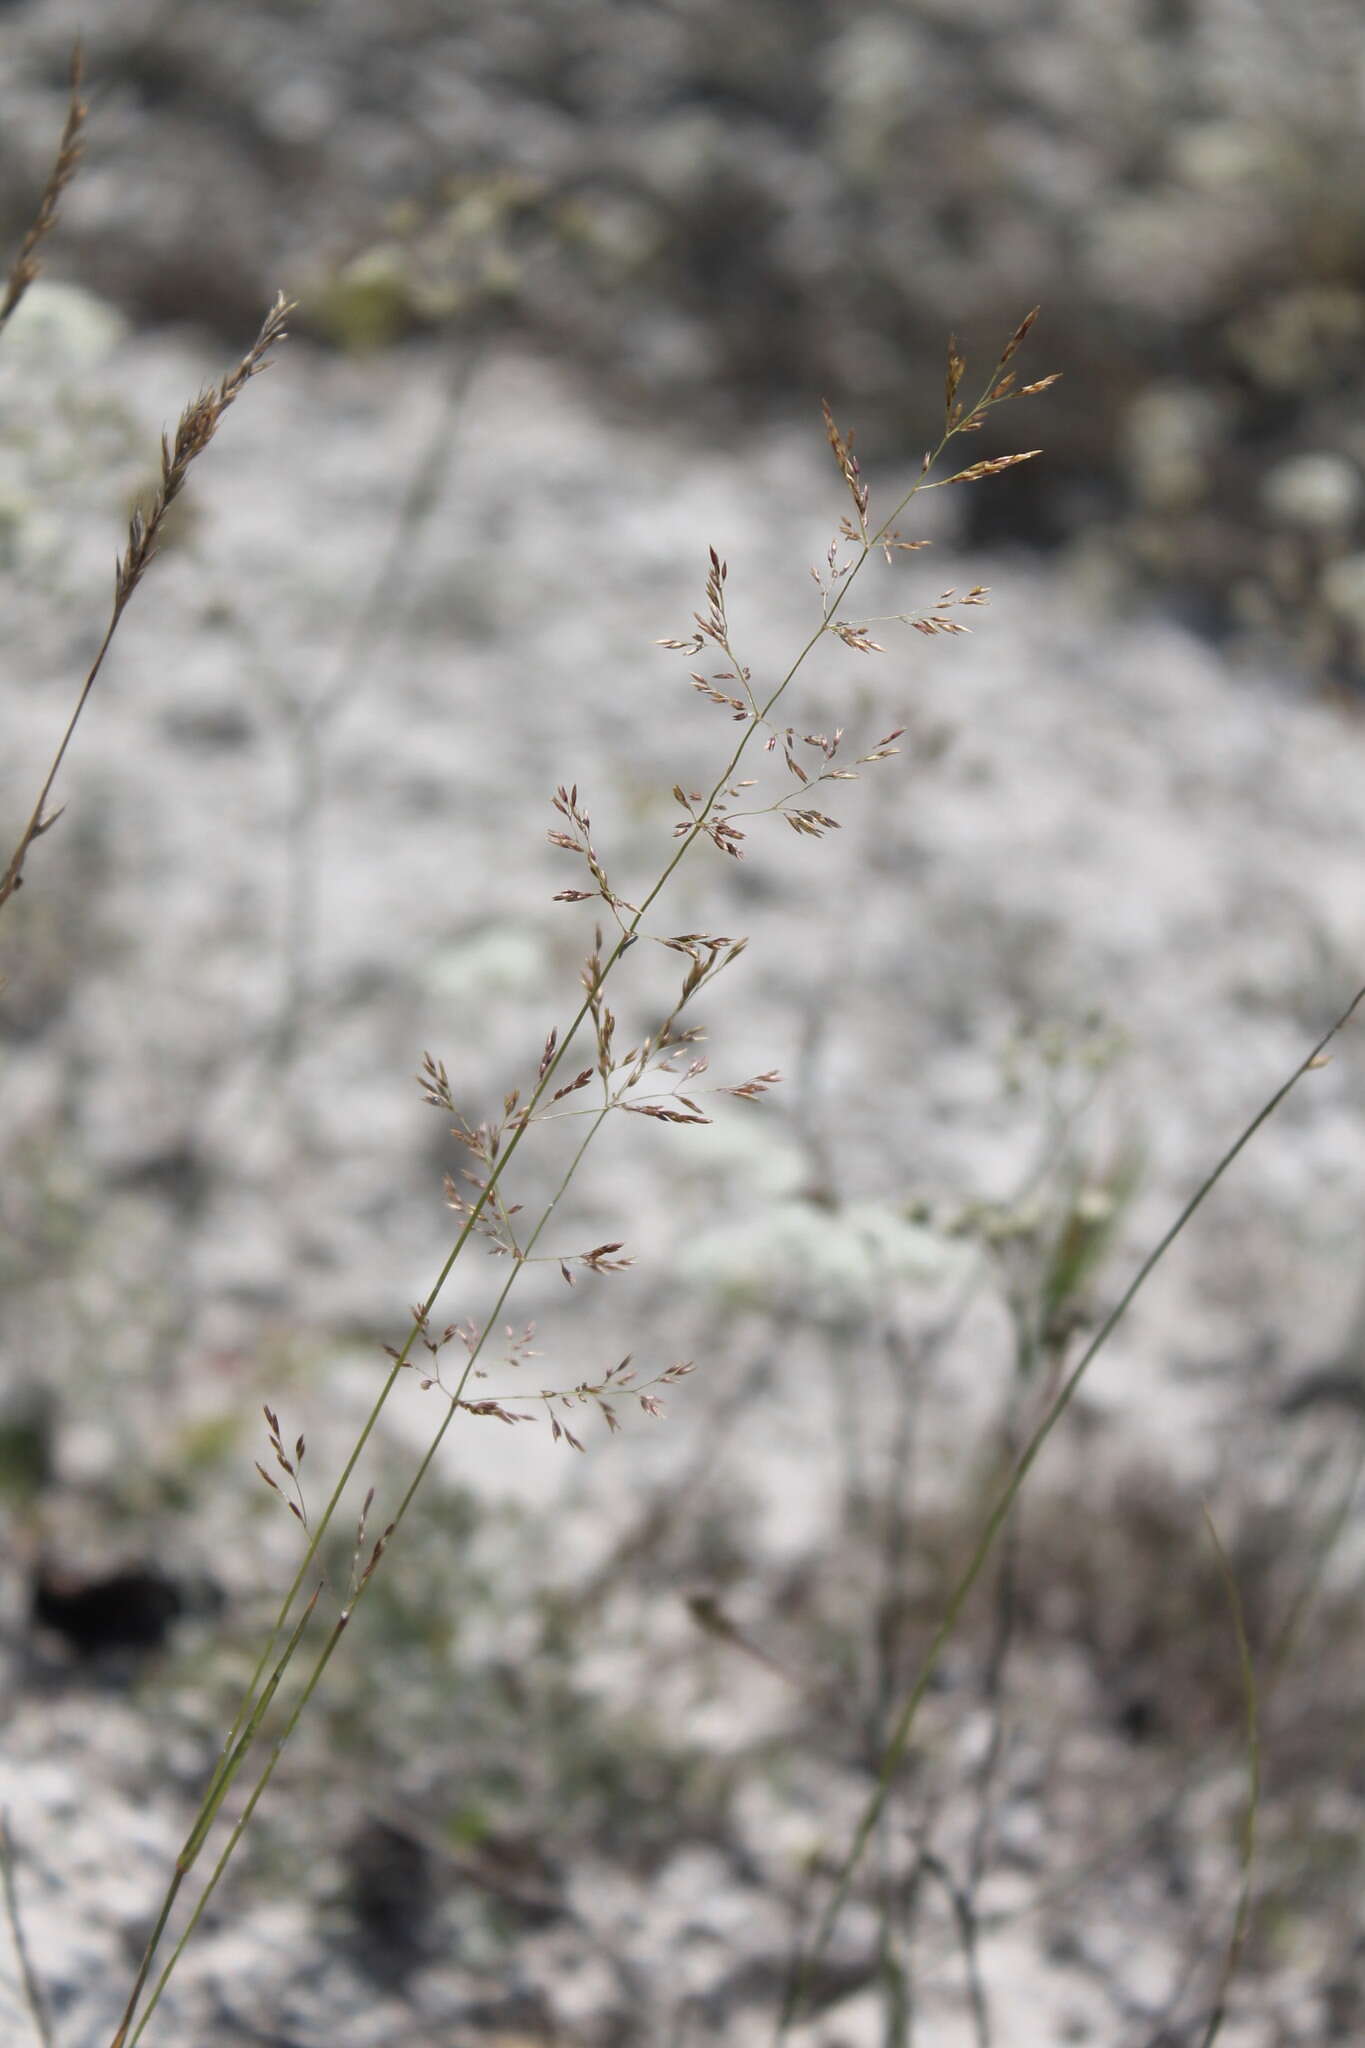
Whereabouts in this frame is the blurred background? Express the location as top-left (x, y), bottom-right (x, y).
top-left (8, 0), bottom-right (1365, 674)
top-left (4, 4), bottom-right (1365, 2044)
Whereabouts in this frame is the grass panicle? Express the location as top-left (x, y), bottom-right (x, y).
top-left (107, 314), bottom-right (1058, 2046)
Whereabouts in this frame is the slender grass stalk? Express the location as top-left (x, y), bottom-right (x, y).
top-left (0, 1811), bottom-right (54, 2048)
top-left (1196, 1507), bottom-right (1260, 2048)
top-left (108, 1591), bottom-right (322, 2048)
top-left (778, 983), bottom-right (1365, 2034)
top-left (0, 293), bottom-right (292, 918)
top-left (0, 44), bottom-right (85, 339)
top-left (110, 321), bottom-right (1053, 2044)
top-left (120, 1108), bottom-right (609, 2044)
top-left (908, 1432), bottom-right (1354, 2008)
top-left (1264, 1429), bottom-right (1365, 1697)
top-left (917, 1852), bottom-right (991, 2048)
top-left (270, 334), bottom-right (486, 1074)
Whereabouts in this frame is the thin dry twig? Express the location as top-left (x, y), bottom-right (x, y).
top-left (1196, 1509), bottom-right (1261, 2048)
top-left (0, 44), bottom-right (86, 337)
top-left (917, 1851), bottom-right (992, 2048)
top-left (779, 983), bottom-right (1365, 2036)
top-left (0, 1811), bottom-right (54, 2048)
top-left (0, 293), bottom-right (293, 921)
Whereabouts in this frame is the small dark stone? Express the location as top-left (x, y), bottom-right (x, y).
top-left (1116, 1693), bottom-right (1161, 1743)
top-left (110, 1141), bottom-right (210, 1214)
top-left (344, 1817), bottom-right (435, 1988)
top-left (32, 1563), bottom-right (186, 1656)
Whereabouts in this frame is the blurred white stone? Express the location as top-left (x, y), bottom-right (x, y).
top-left (1171, 118), bottom-right (1271, 190)
top-left (1261, 451), bottom-right (1364, 532)
top-left (424, 924), bottom-right (549, 1003)
top-left (1, 278), bottom-right (127, 373)
top-left (1124, 382), bottom-right (1225, 511)
top-left (681, 1196), bottom-right (968, 1321)
top-left (1321, 552), bottom-right (1365, 638)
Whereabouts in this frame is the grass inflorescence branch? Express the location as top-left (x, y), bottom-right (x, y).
top-left (0, 43), bottom-right (86, 339)
top-left (0, 292), bottom-right (292, 921)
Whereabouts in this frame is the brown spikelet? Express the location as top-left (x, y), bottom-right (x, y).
top-left (114, 293), bottom-right (293, 615)
top-left (0, 293), bottom-right (293, 920)
top-left (997, 305), bottom-right (1040, 367)
top-left (821, 400), bottom-right (869, 527)
top-left (940, 450), bottom-right (1042, 486)
top-left (0, 43), bottom-right (86, 336)
top-left (944, 335), bottom-right (967, 425)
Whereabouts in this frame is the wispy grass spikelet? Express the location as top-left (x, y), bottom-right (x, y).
top-left (0, 294), bottom-right (293, 918)
top-left (0, 43), bottom-right (86, 337)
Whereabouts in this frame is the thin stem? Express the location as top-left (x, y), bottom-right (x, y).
top-left (778, 984), bottom-right (1365, 2035)
top-left (126, 1105), bottom-right (610, 2043)
top-left (1196, 1509), bottom-right (1260, 2048)
top-left (0, 1812), bottom-right (54, 2048)
top-left (918, 1852), bottom-right (992, 2048)
top-left (1, 293), bottom-right (291, 918)
top-left (111, 1589), bottom-right (322, 2048)
top-left (1264, 1430), bottom-right (1365, 1700)
top-left (0, 42), bottom-right (85, 337)
top-left (273, 337), bottom-right (484, 1072)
